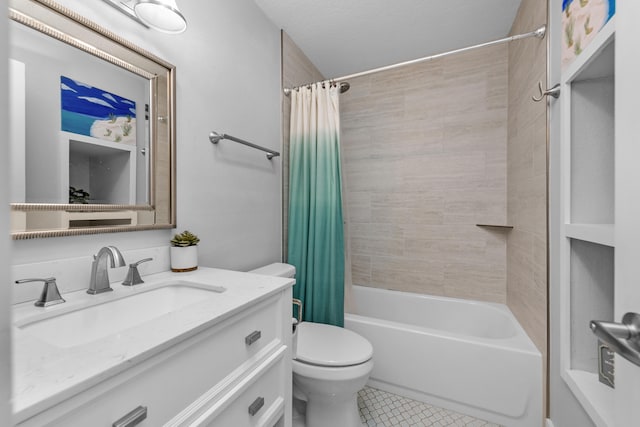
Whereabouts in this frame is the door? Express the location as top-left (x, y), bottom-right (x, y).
top-left (550, 0), bottom-right (640, 426)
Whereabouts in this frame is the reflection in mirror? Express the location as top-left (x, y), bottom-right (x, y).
top-left (9, 0), bottom-right (176, 239)
top-left (10, 20), bottom-right (150, 205)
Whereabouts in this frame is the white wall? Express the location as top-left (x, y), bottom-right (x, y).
top-left (1, 0), bottom-right (13, 424)
top-left (11, 0), bottom-right (282, 271)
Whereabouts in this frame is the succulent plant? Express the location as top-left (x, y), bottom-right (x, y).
top-left (171, 230), bottom-right (200, 247)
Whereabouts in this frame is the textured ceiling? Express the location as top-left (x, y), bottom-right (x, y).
top-left (254, 0), bottom-right (524, 78)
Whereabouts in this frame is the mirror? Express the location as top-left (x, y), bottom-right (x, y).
top-left (8, 0), bottom-right (176, 239)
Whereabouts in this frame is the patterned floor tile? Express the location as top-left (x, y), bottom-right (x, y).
top-left (357, 386), bottom-right (502, 427)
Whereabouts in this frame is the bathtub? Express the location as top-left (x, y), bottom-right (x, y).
top-left (344, 285), bottom-right (542, 427)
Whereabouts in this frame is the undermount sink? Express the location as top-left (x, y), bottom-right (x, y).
top-left (16, 281), bottom-right (225, 348)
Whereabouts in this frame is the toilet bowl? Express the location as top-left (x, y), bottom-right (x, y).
top-left (250, 263), bottom-right (373, 427)
top-left (293, 321), bottom-right (373, 427)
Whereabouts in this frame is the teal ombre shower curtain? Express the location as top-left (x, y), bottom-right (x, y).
top-left (288, 82), bottom-right (345, 327)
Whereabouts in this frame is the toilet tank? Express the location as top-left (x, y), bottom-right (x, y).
top-left (249, 263), bottom-right (296, 278)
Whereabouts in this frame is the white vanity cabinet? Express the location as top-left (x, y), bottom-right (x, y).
top-left (15, 284), bottom-right (292, 427)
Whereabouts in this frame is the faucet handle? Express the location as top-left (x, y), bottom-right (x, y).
top-left (15, 277), bottom-right (66, 307)
top-left (131, 257), bottom-right (153, 268)
top-left (122, 258), bottom-right (153, 286)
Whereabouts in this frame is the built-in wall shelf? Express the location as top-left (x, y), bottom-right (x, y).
top-left (562, 17), bottom-right (616, 83)
top-left (562, 238), bottom-right (615, 427)
top-left (569, 74), bottom-right (614, 225)
top-left (563, 369), bottom-right (614, 427)
top-left (565, 224), bottom-right (614, 247)
top-left (558, 9), bottom-right (618, 425)
top-left (475, 224), bottom-right (513, 230)
top-left (569, 239), bottom-right (614, 373)
top-left (62, 131), bottom-right (137, 205)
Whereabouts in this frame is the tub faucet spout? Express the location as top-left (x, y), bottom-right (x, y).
top-left (88, 246), bottom-right (126, 294)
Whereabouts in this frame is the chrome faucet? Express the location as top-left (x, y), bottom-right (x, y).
top-left (88, 246), bottom-right (126, 294)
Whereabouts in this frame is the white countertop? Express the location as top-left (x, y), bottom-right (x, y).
top-left (11, 267), bottom-right (294, 423)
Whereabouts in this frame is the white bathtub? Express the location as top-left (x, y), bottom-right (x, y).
top-left (345, 285), bottom-right (542, 427)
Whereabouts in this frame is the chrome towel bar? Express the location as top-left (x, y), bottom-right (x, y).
top-left (209, 131), bottom-right (280, 160)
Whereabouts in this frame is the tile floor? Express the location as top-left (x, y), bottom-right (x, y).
top-left (357, 386), bottom-right (502, 427)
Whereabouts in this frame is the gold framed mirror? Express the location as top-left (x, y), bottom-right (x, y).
top-left (9, 0), bottom-right (176, 239)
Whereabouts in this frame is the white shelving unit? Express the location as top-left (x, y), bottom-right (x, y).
top-left (21, 131), bottom-right (140, 232)
top-left (564, 224), bottom-right (614, 247)
top-left (62, 131), bottom-right (137, 205)
top-left (559, 16), bottom-right (616, 427)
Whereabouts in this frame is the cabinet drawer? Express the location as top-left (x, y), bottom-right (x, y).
top-left (18, 295), bottom-right (283, 427)
top-left (177, 346), bottom-right (287, 427)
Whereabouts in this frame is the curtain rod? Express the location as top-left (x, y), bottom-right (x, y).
top-left (284, 25), bottom-right (546, 96)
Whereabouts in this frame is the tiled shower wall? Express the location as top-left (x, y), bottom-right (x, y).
top-left (340, 45), bottom-right (509, 303)
top-left (506, 0), bottom-right (548, 409)
top-left (281, 31), bottom-right (324, 261)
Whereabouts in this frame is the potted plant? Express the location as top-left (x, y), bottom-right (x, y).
top-left (170, 230), bottom-right (200, 272)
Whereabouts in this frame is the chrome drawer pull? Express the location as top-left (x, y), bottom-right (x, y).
top-left (112, 405), bottom-right (147, 427)
top-left (245, 330), bottom-right (262, 346)
top-left (248, 396), bottom-right (265, 416)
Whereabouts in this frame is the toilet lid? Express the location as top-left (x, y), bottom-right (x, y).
top-left (296, 322), bottom-right (373, 367)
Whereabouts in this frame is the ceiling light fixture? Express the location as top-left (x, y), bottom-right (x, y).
top-left (133, 0), bottom-right (187, 34)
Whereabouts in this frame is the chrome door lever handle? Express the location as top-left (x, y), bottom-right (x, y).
top-left (532, 81), bottom-right (560, 102)
top-left (591, 312), bottom-right (640, 367)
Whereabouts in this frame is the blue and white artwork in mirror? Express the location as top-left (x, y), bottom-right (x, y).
top-left (60, 76), bottom-right (137, 145)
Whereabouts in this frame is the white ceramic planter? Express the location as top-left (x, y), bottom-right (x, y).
top-left (170, 246), bottom-right (198, 272)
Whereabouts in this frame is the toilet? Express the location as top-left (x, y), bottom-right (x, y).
top-left (250, 263), bottom-right (373, 427)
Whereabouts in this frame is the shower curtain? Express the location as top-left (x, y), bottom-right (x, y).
top-left (288, 82), bottom-right (345, 327)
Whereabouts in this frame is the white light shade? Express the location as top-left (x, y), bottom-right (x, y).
top-left (134, 0), bottom-right (187, 34)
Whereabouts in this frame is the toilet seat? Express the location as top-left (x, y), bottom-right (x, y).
top-left (295, 322), bottom-right (373, 367)
top-left (292, 357), bottom-right (374, 381)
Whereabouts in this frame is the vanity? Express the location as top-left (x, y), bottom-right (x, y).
top-left (13, 267), bottom-right (293, 426)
